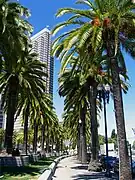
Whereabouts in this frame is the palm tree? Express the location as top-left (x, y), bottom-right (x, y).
top-left (57, 51), bottom-right (102, 164)
top-left (0, 47), bottom-right (47, 154)
top-left (52, 0), bottom-right (135, 178)
top-left (15, 49), bottom-right (48, 155)
top-left (15, 130), bottom-right (23, 149)
top-left (0, 1), bottom-right (32, 154)
top-left (49, 121), bottom-right (61, 154)
top-left (40, 97), bottom-right (58, 153)
top-left (48, 119), bottom-right (61, 154)
top-left (54, 40), bottom-right (130, 168)
top-left (59, 66), bottom-right (91, 163)
top-left (27, 92), bottom-right (59, 154)
top-left (0, 1), bottom-right (32, 70)
top-left (63, 109), bottom-right (80, 157)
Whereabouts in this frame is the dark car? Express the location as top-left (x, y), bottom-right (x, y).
top-left (100, 156), bottom-right (117, 171)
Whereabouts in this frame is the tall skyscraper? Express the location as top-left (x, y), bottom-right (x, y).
top-left (31, 27), bottom-right (54, 96)
top-left (14, 27), bottom-right (54, 131)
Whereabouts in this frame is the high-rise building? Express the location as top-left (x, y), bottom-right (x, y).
top-left (14, 114), bottom-right (23, 131)
top-left (31, 27), bottom-right (54, 96)
top-left (14, 27), bottom-right (54, 131)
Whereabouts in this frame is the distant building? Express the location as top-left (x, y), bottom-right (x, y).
top-left (14, 114), bottom-right (23, 131)
top-left (31, 27), bottom-right (54, 96)
top-left (14, 27), bottom-right (54, 131)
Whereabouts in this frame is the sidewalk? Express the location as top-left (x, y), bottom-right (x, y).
top-left (52, 156), bottom-right (118, 180)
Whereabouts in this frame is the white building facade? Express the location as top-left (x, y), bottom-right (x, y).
top-left (31, 27), bottom-right (54, 96)
top-left (14, 27), bottom-right (54, 131)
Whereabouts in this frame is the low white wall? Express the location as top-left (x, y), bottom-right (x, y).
top-left (38, 155), bottom-right (70, 180)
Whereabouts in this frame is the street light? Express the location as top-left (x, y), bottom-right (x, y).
top-left (79, 119), bottom-right (82, 124)
top-left (78, 119), bottom-right (82, 162)
top-left (97, 84), bottom-right (111, 177)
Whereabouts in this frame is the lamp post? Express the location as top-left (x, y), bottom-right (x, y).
top-left (97, 84), bottom-right (111, 177)
top-left (79, 119), bottom-right (82, 162)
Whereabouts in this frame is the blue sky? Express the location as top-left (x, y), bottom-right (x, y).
top-left (20, 0), bottom-right (135, 144)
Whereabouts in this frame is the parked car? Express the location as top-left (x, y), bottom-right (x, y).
top-left (99, 155), bottom-right (117, 171)
top-left (132, 160), bottom-right (135, 175)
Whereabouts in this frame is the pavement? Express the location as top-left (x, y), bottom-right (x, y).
top-left (52, 156), bottom-right (118, 180)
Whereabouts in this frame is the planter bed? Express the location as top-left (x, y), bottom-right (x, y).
top-left (0, 156), bottom-right (56, 180)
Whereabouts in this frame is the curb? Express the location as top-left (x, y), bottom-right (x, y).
top-left (38, 155), bottom-right (70, 180)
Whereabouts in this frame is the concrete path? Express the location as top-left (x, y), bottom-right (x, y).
top-left (52, 156), bottom-right (117, 180)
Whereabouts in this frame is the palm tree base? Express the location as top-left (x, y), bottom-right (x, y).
top-left (88, 160), bottom-right (102, 172)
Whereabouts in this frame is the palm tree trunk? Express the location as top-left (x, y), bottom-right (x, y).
top-left (60, 139), bottom-right (63, 153)
top-left (46, 138), bottom-right (49, 153)
top-left (23, 105), bottom-right (29, 155)
top-left (88, 86), bottom-right (99, 162)
top-left (33, 119), bottom-right (38, 154)
top-left (4, 76), bottom-right (19, 154)
top-left (56, 139), bottom-right (60, 154)
top-left (110, 58), bottom-right (131, 179)
top-left (80, 104), bottom-right (87, 164)
top-left (28, 132), bottom-right (31, 151)
top-left (106, 41), bottom-right (132, 179)
top-left (88, 85), bottom-right (100, 171)
top-left (41, 123), bottom-right (45, 151)
top-left (46, 125), bottom-right (50, 153)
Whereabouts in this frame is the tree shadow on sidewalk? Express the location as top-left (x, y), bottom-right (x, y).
top-left (55, 165), bottom-right (64, 169)
top-left (71, 165), bottom-right (88, 170)
top-left (72, 172), bottom-right (118, 180)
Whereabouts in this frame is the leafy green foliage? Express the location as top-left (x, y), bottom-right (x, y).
top-left (108, 129), bottom-right (118, 149)
top-left (98, 134), bottom-right (105, 145)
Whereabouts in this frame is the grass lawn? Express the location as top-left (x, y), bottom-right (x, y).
top-left (1, 156), bottom-right (56, 180)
